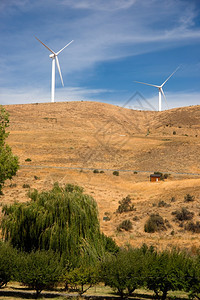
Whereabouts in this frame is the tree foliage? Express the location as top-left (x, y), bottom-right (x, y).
top-left (101, 247), bottom-right (145, 298)
top-left (0, 106), bottom-right (19, 194)
top-left (65, 264), bottom-right (99, 295)
top-left (17, 250), bottom-right (62, 297)
top-left (145, 249), bottom-right (190, 300)
top-left (1, 183), bottom-right (116, 265)
top-left (0, 242), bottom-right (18, 288)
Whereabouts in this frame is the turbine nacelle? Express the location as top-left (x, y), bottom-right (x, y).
top-left (49, 53), bottom-right (55, 58)
top-left (134, 66), bottom-right (180, 111)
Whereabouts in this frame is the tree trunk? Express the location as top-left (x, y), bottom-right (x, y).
top-left (161, 289), bottom-right (168, 300)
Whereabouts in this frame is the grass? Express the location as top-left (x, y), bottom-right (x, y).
top-left (0, 282), bottom-right (189, 300)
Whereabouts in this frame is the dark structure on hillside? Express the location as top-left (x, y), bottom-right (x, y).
top-left (150, 173), bottom-right (161, 182)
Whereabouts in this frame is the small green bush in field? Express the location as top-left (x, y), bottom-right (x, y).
top-left (117, 219), bottom-right (132, 232)
top-left (113, 171), bottom-right (119, 176)
top-left (25, 158), bottom-right (31, 162)
top-left (23, 184), bottom-right (30, 189)
top-left (184, 194), bottom-right (195, 202)
top-left (93, 169), bottom-right (99, 173)
top-left (185, 221), bottom-right (200, 233)
top-left (144, 214), bottom-right (166, 233)
top-left (116, 195), bottom-right (135, 213)
top-left (172, 207), bottom-right (194, 221)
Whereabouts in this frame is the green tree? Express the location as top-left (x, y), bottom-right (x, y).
top-left (101, 247), bottom-right (145, 298)
top-left (0, 106), bottom-right (19, 194)
top-left (146, 249), bottom-right (189, 299)
top-left (1, 183), bottom-right (116, 265)
top-left (0, 242), bottom-right (18, 288)
top-left (185, 252), bottom-right (200, 299)
top-left (17, 250), bottom-right (62, 298)
top-left (65, 264), bottom-right (99, 295)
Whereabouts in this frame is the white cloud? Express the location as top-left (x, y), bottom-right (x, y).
top-left (60, 0), bottom-right (137, 11)
top-left (0, 86), bottom-right (113, 105)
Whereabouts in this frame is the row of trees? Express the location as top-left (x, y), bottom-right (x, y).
top-left (1, 242), bottom-right (200, 299)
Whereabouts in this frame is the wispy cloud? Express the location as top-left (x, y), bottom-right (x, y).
top-left (0, 86), bottom-right (113, 105)
top-left (0, 0), bottom-right (199, 107)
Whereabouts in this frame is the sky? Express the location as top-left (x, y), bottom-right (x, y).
top-left (0, 0), bottom-right (200, 110)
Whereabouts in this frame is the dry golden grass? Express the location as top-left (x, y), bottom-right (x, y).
top-left (0, 101), bottom-right (200, 251)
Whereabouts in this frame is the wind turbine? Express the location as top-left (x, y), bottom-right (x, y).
top-left (134, 66), bottom-right (180, 111)
top-left (35, 36), bottom-right (74, 103)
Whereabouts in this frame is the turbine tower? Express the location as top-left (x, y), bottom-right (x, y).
top-left (35, 37), bottom-right (74, 103)
top-left (134, 66), bottom-right (180, 111)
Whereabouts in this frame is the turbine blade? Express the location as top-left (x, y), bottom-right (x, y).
top-left (161, 66), bottom-right (180, 87)
top-left (161, 88), bottom-right (169, 110)
top-left (56, 56), bottom-right (64, 86)
top-left (56, 40), bottom-right (74, 55)
top-left (35, 36), bottom-right (56, 55)
top-left (134, 81), bottom-right (160, 88)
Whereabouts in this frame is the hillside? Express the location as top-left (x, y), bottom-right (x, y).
top-left (1, 101), bottom-right (200, 251)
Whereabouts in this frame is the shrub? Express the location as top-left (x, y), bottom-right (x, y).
top-left (144, 214), bottom-right (166, 233)
top-left (184, 194), bottom-right (195, 202)
top-left (22, 184), bottom-right (30, 189)
top-left (116, 195), bottom-right (135, 213)
top-left (100, 170), bottom-right (105, 174)
top-left (113, 171), bottom-right (119, 176)
top-left (9, 183), bottom-right (17, 188)
top-left (93, 169), bottom-right (99, 174)
top-left (158, 200), bottom-right (171, 208)
top-left (173, 131), bottom-right (176, 135)
top-left (34, 175), bottom-right (40, 180)
top-left (117, 219), bottom-right (132, 232)
top-left (25, 158), bottom-right (31, 162)
top-left (185, 221), bottom-right (200, 233)
top-left (172, 207), bottom-right (194, 221)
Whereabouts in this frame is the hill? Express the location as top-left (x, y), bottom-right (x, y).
top-left (1, 101), bottom-right (200, 251)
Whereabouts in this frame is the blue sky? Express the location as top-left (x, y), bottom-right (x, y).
top-left (0, 0), bottom-right (200, 110)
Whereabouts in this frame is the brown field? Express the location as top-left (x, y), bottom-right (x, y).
top-left (1, 101), bottom-right (200, 251)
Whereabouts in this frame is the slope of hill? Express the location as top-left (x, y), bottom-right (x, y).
top-left (5, 102), bottom-right (200, 173)
top-left (1, 101), bottom-right (200, 251)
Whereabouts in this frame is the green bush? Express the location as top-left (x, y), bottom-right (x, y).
top-left (185, 221), bottom-right (200, 233)
top-left (184, 194), bottom-right (195, 202)
top-left (93, 169), bottom-right (99, 174)
top-left (22, 184), bottom-right (30, 188)
top-left (117, 219), bottom-right (132, 232)
top-left (116, 195), bottom-right (135, 213)
top-left (113, 171), bottom-right (119, 176)
top-left (158, 200), bottom-right (171, 208)
top-left (25, 158), bottom-right (31, 162)
top-left (172, 207), bottom-right (194, 221)
top-left (144, 214), bottom-right (166, 233)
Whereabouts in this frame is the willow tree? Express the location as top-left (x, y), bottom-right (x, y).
top-left (1, 183), bottom-right (116, 265)
top-left (0, 106), bottom-right (19, 194)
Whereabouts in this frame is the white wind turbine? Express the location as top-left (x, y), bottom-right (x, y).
top-left (134, 66), bottom-right (180, 111)
top-left (35, 37), bottom-right (74, 103)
